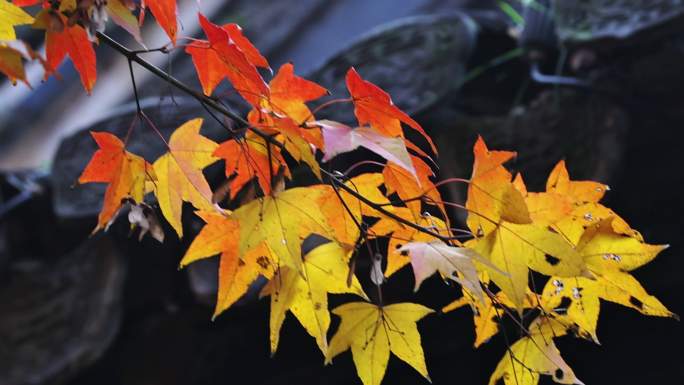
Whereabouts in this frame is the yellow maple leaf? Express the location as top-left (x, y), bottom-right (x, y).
top-left (489, 316), bottom-right (583, 385)
top-left (0, 0), bottom-right (33, 41)
top-left (515, 169), bottom-right (638, 244)
top-left (0, 42), bottom-right (28, 85)
top-left (472, 222), bottom-right (585, 312)
top-left (542, 269), bottom-right (675, 343)
top-left (577, 217), bottom-right (666, 273)
top-left (261, 241), bottom-right (367, 355)
top-left (443, 277), bottom-right (540, 348)
top-left (180, 210), bottom-right (276, 318)
top-left (326, 301), bottom-right (433, 385)
top-left (232, 185), bottom-right (340, 273)
top-left (153, 118), bottom-right (219, 237)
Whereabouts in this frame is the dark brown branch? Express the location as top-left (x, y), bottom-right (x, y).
top-left (323, 170), bottom-right (459, 244)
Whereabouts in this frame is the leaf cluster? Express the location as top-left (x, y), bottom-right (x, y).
top-left (1, 2), bottom-right (677, 385)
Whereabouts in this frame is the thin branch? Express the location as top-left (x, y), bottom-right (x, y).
top-left (96, 32), bottom-right (284, 150)
top-left (323, 170), bottom-right (460, 244)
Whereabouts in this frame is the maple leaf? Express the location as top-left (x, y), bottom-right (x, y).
top-left (512, 173), bottom-right (573, 225)
top-left (540, 217), bottom-right (675, 342)
top-left (144, 0), bottom-right (177, 44)
top-left (370, 208), bottom-right (451, 276)
top-left (514, 166), bottom-right (636, 244)
top-left (578, 217), bottom-right (667, 274)
top-left (250, 115), bottom-right (321, 179)
top-left (78, 131), bottom-right (154, 233)
top-left (319, 120), bottom-right (415, 175)
top-left (398, 241), bottom-right (498, 300)
top-left (472, 222), bottom-right (586, 312)
top-left (0, 44), bottom-right (26, 85)
top-left (11, 0), bottom-right (40, 6)
top-left (38, 11), bottom-right (97, 93)
top-left (555, 202), bottom-right (641, 244)
top-left (232, 185), bottom-right (341, 273)
top-left (326, 302), bottom-right (433, 385)
top-left (489, 316), bottom-right (583, 385)
top-left (153, 118), bottom-right (219, 238)
top-left (181, 210), bottom-right (275, 318)
top-left (546, 160), bottom-right (609, 204)
top-left (213, 132), bottom-right (290, 199)
top-left (318, 173), bottom-right (391, 247)
top-left (0, 40), bottom-right (45, 86)
top-left (465, 136), bottom-right (517, 236)
top-left (186, 14), bottom-right (269, 105)
top-left (267, 62), bottom-right (327, 124)
top-left (107, 0), bottom-right (143, 45)
top-left (382, 154), bottom-right (441, 217)
top-left (0, 0), bottom-right (33, 41)
top-left (443, 278), bottom-right (540, 347)
top-left (244, 63), bottom-right (327, 163)
top-left (542, 270), bottom-right (676, 344)
top-left (219, 22), bottom-right (269, 69)
top-left (463, 138), bottom-right (590, 310)
top-left (261, 241), bottom-right (368, 355)
top-left (346, 67), bottom-right (437, 154)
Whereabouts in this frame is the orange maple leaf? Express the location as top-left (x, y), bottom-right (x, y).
top-left (248, 114), bottom-right (321, 179)
top-left (383, 155), bottom-right (442, 218)
top-left (546, 160), bottom-right (609, 204)
top-left (144, 0), bottom-right (177, 44)
top-left (213, 132), bottom-right (290, 199)
top-left (345, 67), bottom-right (436, 154)
top-left (186, 14), bottom-right (269, 105)
top-left (42, 12), bottom-right (97, 93)
top-left (78, 131), bottom-right (154, 233)
top-left (11, 0), bottom-right (40, 6)
top-left (181, 210), bottom-right (274, 318)
top-left (465, 136), bottom-right (517, 235)
top-left (249, 62), bottom-right (329, 151)
top-left (267, 62), bottom-right (328, 124)
top-left (0, 44), bottom-right (26, 85)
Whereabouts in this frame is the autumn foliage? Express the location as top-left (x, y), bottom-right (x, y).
top-left (1, 2), bottom-right (677, 385)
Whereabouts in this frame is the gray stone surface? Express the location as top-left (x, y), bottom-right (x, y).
top-left (308, 13), bottom-right (478, 123)
top-left (554, 0), bottom-right (684, 43)
top-left (0, 236), bottom-right (124, 385)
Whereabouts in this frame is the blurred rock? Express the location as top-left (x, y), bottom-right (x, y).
top-left (308, 12), bottom-right (479, 123)
top-left (554, 0), bottom-right (684, 46)
top-left (0, 235), bottom-right (125, 385)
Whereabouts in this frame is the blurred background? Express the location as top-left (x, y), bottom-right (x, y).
top-left (1, 1), bottom-right (683, 384)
